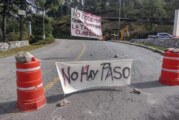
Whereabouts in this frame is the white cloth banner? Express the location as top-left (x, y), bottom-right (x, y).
top-left (71, 8), bottom-right (103, 39)
top-left (56, 59), bottom-right (133, 94)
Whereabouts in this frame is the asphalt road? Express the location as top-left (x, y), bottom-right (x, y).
top-left (0, 39), bottom-right (179, 120)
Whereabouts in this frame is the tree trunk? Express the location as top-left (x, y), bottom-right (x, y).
top-left (20, 15), bottom-right (23, 41)
top-left (150, 18), bottom-right (154, 30)
top-left (19, 0), bottom-right (24, 41)
top-left (2, 0), bottom-right (7, 42)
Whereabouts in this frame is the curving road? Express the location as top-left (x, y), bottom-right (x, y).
top-left (0, 39), bottom-right (179, 120)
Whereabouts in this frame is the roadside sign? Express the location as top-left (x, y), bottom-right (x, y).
top-left (71, 8), bottom-right (103, 39)
top-left (56, 59), bottom-right (133, 94)
top-left (18, 10), bottom-right (26, 16)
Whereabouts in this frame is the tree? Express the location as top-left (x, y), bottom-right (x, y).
top-left (141, 0), bottom-right (166, 29)
top-left (0, 0), bottom-right (41, 42)
top-left (165, 0), bottom-right (179, 19)
top-left (44, 0), bottom-right (64, 17)
top-left (142, 0), bottom-right (166, 19)
top-left (31, 15), bottom-right (53, 43)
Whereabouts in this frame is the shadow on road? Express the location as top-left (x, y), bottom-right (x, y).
top-left (47, 94), bottom-right (64, 103)
top-left (0, 101), bottom-right (18, 115)
top-left (131, 80), bottom-right (165, 89)
top-left (0, 87), bottom-right (133, 115)
top-left (0, 93), bottom-right (65, 115)
top-left (0, 93), bottom-right (66, 115)
top-left (47, 87), bottom-right (123, 104)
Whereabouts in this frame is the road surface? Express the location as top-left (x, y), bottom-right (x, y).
top-left (0, 39), bottom-right (179, 120)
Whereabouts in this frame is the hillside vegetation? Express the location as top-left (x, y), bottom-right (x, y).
top-left (0, 0), bottom-right (178, 42)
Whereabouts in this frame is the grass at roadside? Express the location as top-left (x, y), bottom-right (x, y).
top-left (0, 37), bottom-right (55, 58)
top-left (0, 45), bottom-right (45, 58)
top-left (137, 43), bottom-right (167, 51)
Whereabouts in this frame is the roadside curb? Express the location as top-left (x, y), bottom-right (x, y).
top-left (111, 40), bottom-right (164, 55)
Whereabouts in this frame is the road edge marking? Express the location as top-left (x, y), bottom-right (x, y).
top-left (45, 77), bottom-right (59, 92)
top-left (75, 41), bottom-right (86, 61)
top-left (45, 41), bottom-right (86, 92)
top-left (9, 41), bottom-right (86, 119)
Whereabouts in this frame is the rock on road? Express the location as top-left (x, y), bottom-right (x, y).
top-left (0, 39), bottom-right (179, 120)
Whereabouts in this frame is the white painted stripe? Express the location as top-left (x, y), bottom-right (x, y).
top-left (37, 83), bottom-right (43, 88)
top-left (16, 66), bottom-right (41, 72)
top-left (164, 56), bottom-right (179, 60)
top-left (162, 68), bottom-right (179, 73)
top-left (18, 86), bottom-right (35, 91)
top-left (17, 83), bottom-right (43, 91)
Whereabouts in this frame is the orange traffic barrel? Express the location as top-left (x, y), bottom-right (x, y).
top-left (16, 57), bottom-right (46, 111)
top-left (159, 48), bottom-right (179, 85)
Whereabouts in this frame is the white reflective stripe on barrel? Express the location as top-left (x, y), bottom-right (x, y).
top-left (162, 68), bottom-right (179, 73)
top-left (164, 56), bottom-right (179, 60)
top-left (16, 66), bottom-right (41, 72)
top-left (17, 83), bottom-right (43, 91)
top-left (37, 83), bottom-right (43, 88)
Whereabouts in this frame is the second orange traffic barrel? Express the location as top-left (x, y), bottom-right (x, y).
top-left (159, 49), bottom-right (179, 85)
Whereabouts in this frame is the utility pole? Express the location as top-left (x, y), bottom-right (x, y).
top-left (29, 21), bottom-right (32, 36)
top-left (19, 16), bottom-right (23, 41)
top-left (118, 0), bottom-right (121, 40)
top-left (2, 0), bottom-right (8, 42)
top-left (81, 0), bottom-right (84, 10)
top-left (43, 0), bottom-right (46, 40)
top-left (19, 0), bottom-right (24, 41)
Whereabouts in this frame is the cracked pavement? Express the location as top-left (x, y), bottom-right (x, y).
top-left (0, 39), bottom-right (179, 120)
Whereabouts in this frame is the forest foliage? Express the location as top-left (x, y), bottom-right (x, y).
top-left (0, 0), bottom-right (179, 42)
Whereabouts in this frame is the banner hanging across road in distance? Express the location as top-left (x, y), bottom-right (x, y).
top-left (71, 8), bottom-right (103, 39)
top-left (56, 59), bottom-right (133, 94)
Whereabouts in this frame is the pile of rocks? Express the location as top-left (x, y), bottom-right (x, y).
top-left (131, 38), bottom-right (179, 48)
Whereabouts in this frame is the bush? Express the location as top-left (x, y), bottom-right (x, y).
top-left (53, 16), bottom-right (71, 39)
top-left (32, 35), bottom-right (55, 45)
top-left (6, 21), bottom-right (19, 33)
top-left (7, 32), bottom-right (19, 41)
top-left (128, 31), bottom-right (157, 39)
top-left (7, 32), bottom-right (30, 41)
top-left (30, 15), bottom-right (54, 43)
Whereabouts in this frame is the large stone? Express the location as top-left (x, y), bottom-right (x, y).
top-left (15, 51), bottom-right (34, 63)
